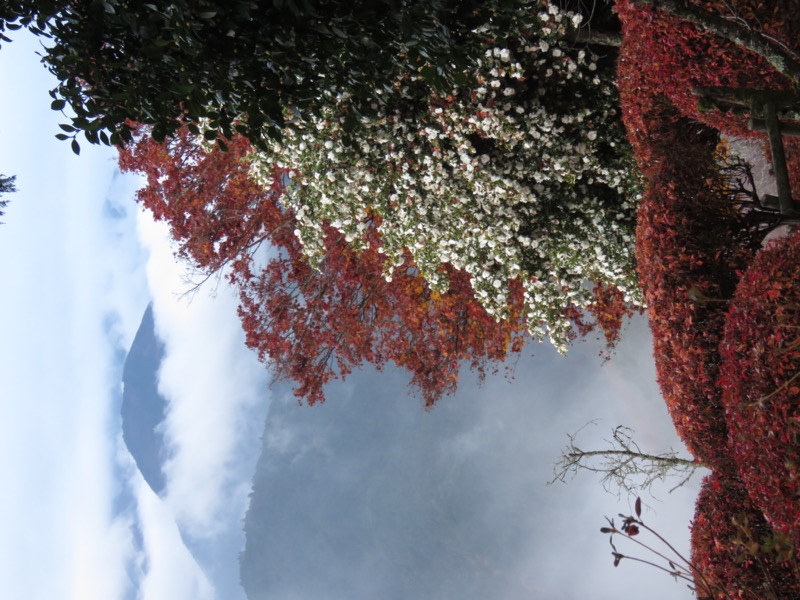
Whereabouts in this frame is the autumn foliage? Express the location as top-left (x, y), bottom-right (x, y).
top-left (615, 0), bottom-right (800, 193)
top-left (614, 0), bottom-right (800, 594)
top-left (118, 126), bottom-right (536, 406)
top-left (615, 0), bottom-right (793, 137)
top-left (690, 473), bottom-right (800, 600)
top-left (617, 44), bottom-right (754, 468)
top-left (720, 229), bottom-right (800, 547)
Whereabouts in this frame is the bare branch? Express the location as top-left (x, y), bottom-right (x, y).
top-left (550, 423), bottom-right (706, 498)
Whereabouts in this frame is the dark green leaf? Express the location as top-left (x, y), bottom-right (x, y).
top-left (71, 139), bottom-right (81, 155)
top-left (51, 99), bottom-right (66, 111)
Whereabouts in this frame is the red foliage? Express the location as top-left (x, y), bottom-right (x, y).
top-left (237, 229), bottom-right (530, 406)
top-left (630, 97), bottom-right (754, 468)
top-left (119, 126), bottom-right (530, 406)
top-left (616, 3), bottom-right (800, 587)
top-left (720, 228), bottom-right (800, 546)
top-left (566, 282), bottom-right (642, 353)
top-left (117, 128), bottom-right (288, 273)
top-left (616, 0), bottom-right (800, 197)
top-left (615, 0), bottom-right (794, 138)
top-left (690, 472), bottom-right (800, 599)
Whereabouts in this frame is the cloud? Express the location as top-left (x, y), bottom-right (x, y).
top-left (0, 100), bottom-right (150, 600)
top-left (133, 478), bottom-right (215, 600)
top-left (136, 214), bottom-right (270, 538)
top-left (0, 27), bottom-right (258, 600)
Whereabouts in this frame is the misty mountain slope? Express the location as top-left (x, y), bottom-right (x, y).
top-left (239, 317), bottom-right (694, 600)
top-left (121, 304), bottom-right (169, 496)
top-left (241, 356), bottom-right (587, 600)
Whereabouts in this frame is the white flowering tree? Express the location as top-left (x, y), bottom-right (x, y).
top-left (249, 2), bottom-right (643, 352)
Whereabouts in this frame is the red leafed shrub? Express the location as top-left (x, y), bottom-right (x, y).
top-left (720, 228), bottom-right (800, 546)
top-left (633, 100), bottom-right (755, 469)
top-left (615, 0), bottom-right (794, 139)
top-left (698, 0), bottom-right (800, 47)
top-left (691, 473), bottom-right (800, 599)
top-left (616, 0), bottom-right (800, 201)
top-left (618, 8), bottom-right (773, 467)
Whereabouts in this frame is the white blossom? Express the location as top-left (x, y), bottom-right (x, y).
top-left (246, 1), bottom-right (643, 351)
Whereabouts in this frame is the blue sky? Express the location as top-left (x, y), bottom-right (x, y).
top-left (0, 28), bottom-right (703, 600)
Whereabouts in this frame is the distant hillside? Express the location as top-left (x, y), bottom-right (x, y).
top-left (121, 304), bottom-right (169, 495)
top-left (239, 366), bottom-right (555, 600)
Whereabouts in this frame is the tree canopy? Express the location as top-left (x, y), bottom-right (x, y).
top-left (0, 0), bottom-right (642, 401)
top-left (119, 126), bottom-right (530, 406)
top-left (113, 0), bottom-right (645, 405)
top-left (247, 2), bottom-right (643, 352)
top-left (1, 0), bottom-right (596, 150)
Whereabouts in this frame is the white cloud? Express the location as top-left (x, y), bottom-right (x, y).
top-left (134, 477), bottom-right (215, 600)
top-left (136, 214), bottom-right (270, 538)
top-left (0, 29), bottom-right (161, 600)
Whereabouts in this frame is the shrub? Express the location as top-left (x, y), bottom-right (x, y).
top-left (720, 228), bottom-right (800, 546)
top-left (691, 472), bottom-right (800, 599)
top-left (629, 100), bottom-right (754, 469)
top-left (615, 0), bottom-right (793, 138)
top-left (616, 0), bottom-right (800, 195)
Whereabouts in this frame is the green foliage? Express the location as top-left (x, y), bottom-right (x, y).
top-left (1, 0), bottom-right (572, 150)
top-left (0, 174), bottom-right (16, 223)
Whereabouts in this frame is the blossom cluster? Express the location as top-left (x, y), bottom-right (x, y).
top-left (248, 2), bottom-right (642, 352)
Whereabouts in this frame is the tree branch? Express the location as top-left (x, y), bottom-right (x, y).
top-left (550, 424), bottom-right (705, 497)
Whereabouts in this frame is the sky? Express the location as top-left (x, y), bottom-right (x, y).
top-left (0, 31), bottom-right (269, 600)
top-left (0, 29), bottom-right (703, 600)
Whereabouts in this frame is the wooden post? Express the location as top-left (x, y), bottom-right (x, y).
top-left (763, 101), bottom-right (797, 216)
top-left (693, 86), bottom-right (800, 110)
top-left (692, 86), bottom-right (800, 216)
